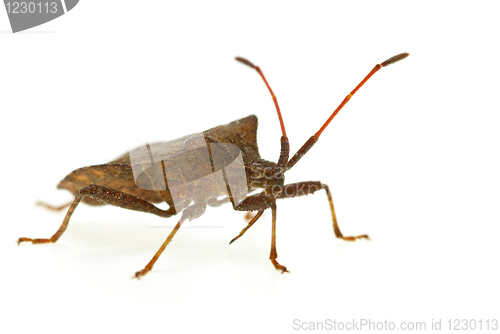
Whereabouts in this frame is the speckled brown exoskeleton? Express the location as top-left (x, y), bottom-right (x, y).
top-left (18, 53), bottom-right (409, 278)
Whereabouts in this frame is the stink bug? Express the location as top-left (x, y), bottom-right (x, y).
top-left (18, 53), bottom-right (409, 277)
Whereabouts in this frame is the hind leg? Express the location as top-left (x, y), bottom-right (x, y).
top-left (36, 201), bottom-right (73, 211)
top-left (18, 183), bottom-right (174, 245)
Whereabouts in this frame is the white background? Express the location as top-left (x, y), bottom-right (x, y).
top-left (1, 1), bottom-right (499, 333)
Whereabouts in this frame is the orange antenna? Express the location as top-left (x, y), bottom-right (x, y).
top-left (315, 52), bottom-right (409, 138)
top-left (286, 53), bottom-right (409, 172)
top-left (236, 57), bottom-right (287, 138)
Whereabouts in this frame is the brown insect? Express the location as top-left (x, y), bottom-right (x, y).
top-left (18, 53), bottom-right (409, 277)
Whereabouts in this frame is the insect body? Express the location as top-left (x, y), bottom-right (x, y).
top-left (18, 53), bottom-right (409, 277)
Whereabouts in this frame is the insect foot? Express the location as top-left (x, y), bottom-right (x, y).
top-left (133, 268), bottom-right (151, 280)
top-left (271, 259), bottom-right (289, 274)
top-left (341, 234), bottom-right (370, 241)
top-left (17, 237), bottom-right (53, 245)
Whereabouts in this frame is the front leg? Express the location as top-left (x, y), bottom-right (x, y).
top-left (232, 193), bottom-right (289, 273)
top-left (278, 181), bottom-right (369, 241)
top-left (229, 210), bottom-right (264, 244)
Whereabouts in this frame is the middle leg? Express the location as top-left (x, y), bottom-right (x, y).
top-left (134, 202), bottom-right (207, 279)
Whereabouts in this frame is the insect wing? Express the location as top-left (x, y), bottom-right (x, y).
top-left (129, 133), bottom-right (248, 212)
top-left (209, 142), bottom-right (248, 205)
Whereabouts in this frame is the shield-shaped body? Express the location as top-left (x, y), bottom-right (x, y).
top-left (57, 115), bottom-right (260, 214)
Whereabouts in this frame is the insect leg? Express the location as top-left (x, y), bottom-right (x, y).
top-left (133, 202), bottom-right (206, 279)
top-left (17, 183), bottom-right (175, 245)
top-left (232, 193), bottom-right (288, 272)
top-left (229, 210), bottom-right (264, 244)
top-left (270, 203), bottom-right (288, 273)
top-left (207, 196), bottom-right (231, 207)
top-left (229, 194), bottom-right (272, 243)
top-left (36, 200), bottom-right (72, 211)
top-left (277, 181), bottom-right (369, 241)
